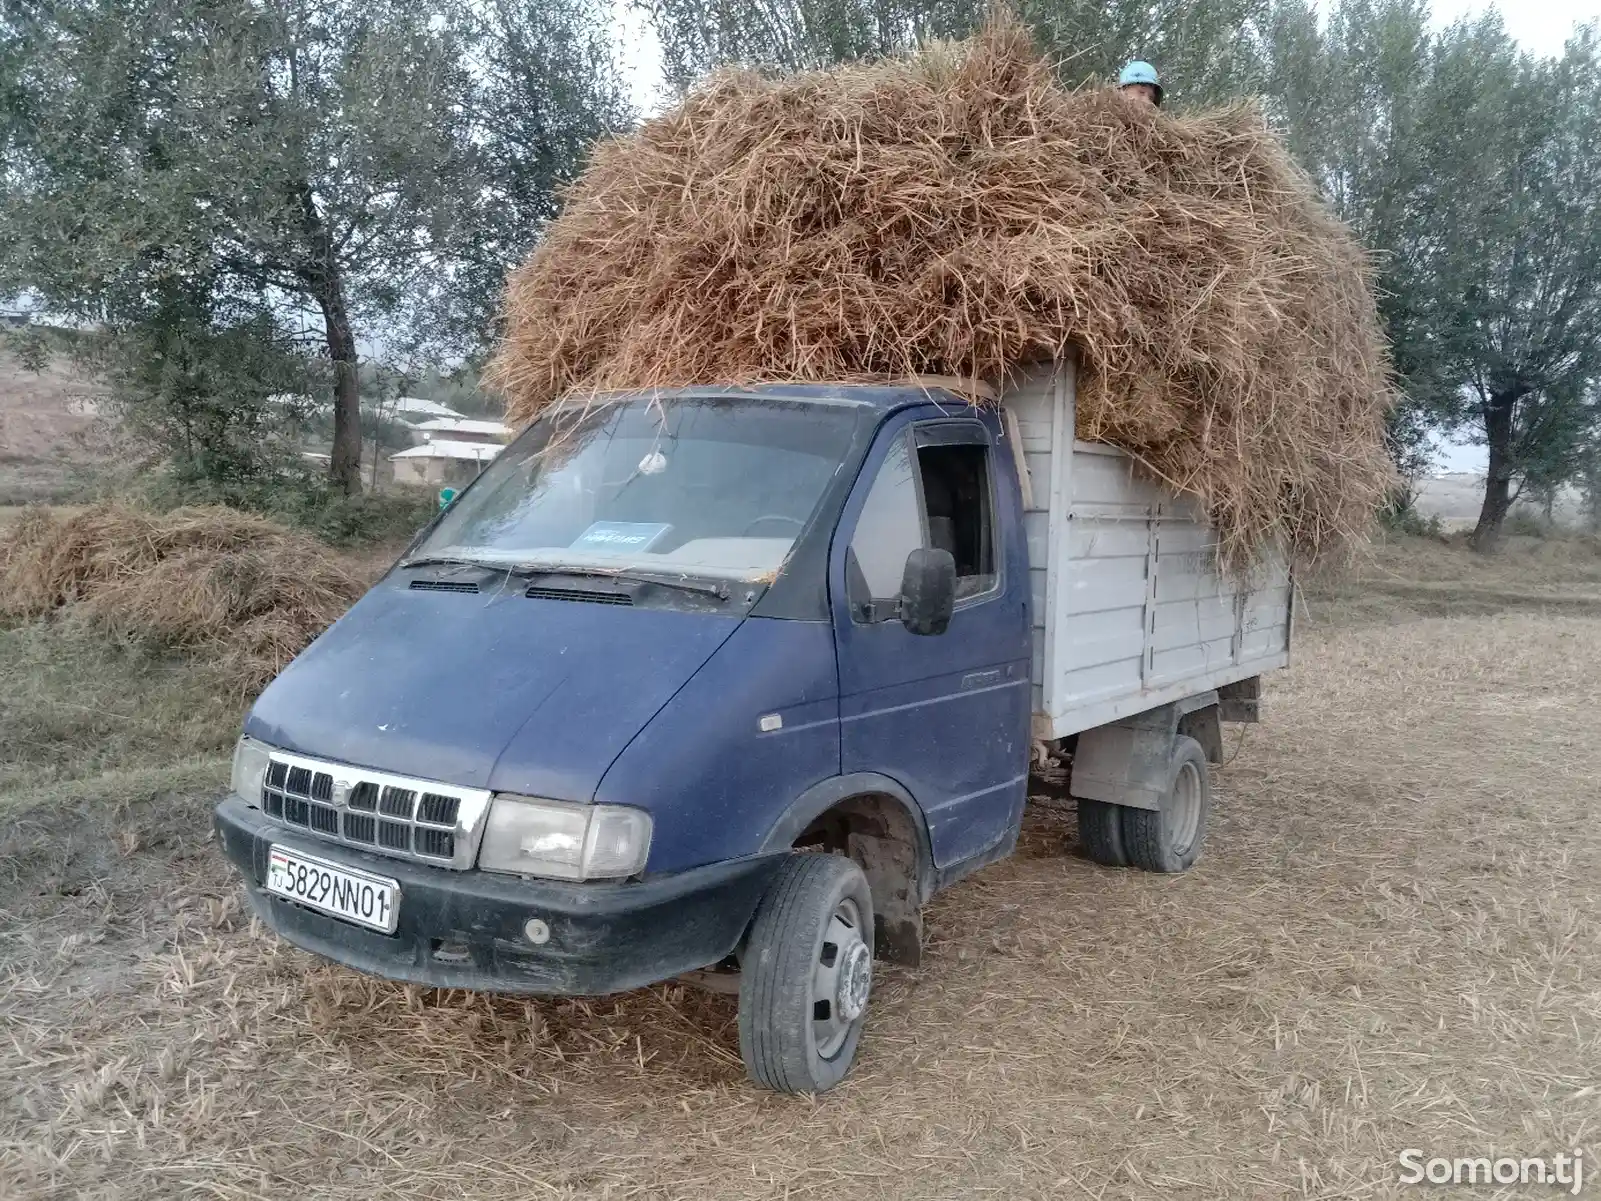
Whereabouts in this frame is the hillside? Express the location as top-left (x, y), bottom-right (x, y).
top-left (0, 342), bottom-right (108, 504)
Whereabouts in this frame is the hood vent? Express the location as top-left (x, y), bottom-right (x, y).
top-left (410, 579), bottom-right (481, 594)
top-left (526, 585), bottom-right (634, 606)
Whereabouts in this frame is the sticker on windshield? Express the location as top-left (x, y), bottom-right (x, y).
top-left (571, 522), bottom-right (673, 552)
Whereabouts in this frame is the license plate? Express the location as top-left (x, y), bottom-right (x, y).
top-left (265, 845), bottom-right (400, 934)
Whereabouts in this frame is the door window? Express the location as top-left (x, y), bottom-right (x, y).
top-left (847, 433), bottom-right (923, 609)
top-left (846, 425), bottom-right (997, 621)
top-left (915, 441), bottom-right (995, 599)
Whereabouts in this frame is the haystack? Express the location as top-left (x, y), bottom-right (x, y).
top-left (487, 18), bottom-right (1395, 565)
top-left (0, 504), bottom-right (364, 691)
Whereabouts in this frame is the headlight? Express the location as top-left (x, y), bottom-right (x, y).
top-left (478, 795), bottom-right (652, 880)
top-left (230, 736), bottom-right (272, 807)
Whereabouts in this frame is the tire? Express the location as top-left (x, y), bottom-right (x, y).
top-left (738, 853), bottom-right (875, 1094)
top-left (1121, 734), bottom-right (1210, 873)
top-left (1076, 798), bottom-right (1128, 866)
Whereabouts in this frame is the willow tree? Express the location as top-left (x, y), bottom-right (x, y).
top-left (646, 0), bottom-right (1273, 105)
top-left (3, 0), bottom-right (631, 495)
top-left (1420, 21), bottom-right (1601, 546)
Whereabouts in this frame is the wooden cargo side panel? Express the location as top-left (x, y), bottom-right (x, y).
top-left (1002, 358), bottom-right (1291, 741)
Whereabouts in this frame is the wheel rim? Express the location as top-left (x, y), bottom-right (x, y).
top-left (1167, 760), bottom-right (1202, 855)
top-left (811, 896), bottom-right (871, 1060)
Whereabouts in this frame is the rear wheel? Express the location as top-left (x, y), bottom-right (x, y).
top-left (1121, 735), bottom-right (1210, 873)
top-left (1076, 798), bottom-right (1128, 866)
top-left (738, 853), bottom-right (875, 1093)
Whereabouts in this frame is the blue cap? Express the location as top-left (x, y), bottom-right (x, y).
top-left (1118, 60), bottom-right (1163, 103)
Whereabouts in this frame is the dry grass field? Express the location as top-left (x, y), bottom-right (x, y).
top-left (3, 533), bottom-right (1600, 1200)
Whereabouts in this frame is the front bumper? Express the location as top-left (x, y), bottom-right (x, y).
top-left (215, 795), bottom-right (784, 995)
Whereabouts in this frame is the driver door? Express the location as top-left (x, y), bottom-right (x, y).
top-left (830, 412), bottom-right (1032, 869)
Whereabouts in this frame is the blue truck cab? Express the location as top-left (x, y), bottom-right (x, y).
top-left (217, 378), bottom-right (1275, 1092)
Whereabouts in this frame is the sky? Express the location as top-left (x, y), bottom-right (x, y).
top-left (1430, 0), bottom-right (1598, 57)
top-left (609, 0), bottom-right (1600, 475)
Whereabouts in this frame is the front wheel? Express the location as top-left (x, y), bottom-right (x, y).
top-left (738, 853), bottom-right (875, 1093)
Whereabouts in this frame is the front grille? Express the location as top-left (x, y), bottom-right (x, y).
top-left (259, 751), bottom-right (492, 870)
top-left (525, 585), bottom-right (633, 605)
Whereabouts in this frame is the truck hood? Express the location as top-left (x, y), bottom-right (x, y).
top-left (244, 579), bottom-right (744, 802)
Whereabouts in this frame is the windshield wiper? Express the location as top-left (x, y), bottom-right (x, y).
top-left (400, 555), bottom-right (550, 577)
top-left (399, 555), bottom-right (497, 571)
top-left (532, 566), bottom-right (732, 601)
top-left (404, 557), bottom-right (737, 600)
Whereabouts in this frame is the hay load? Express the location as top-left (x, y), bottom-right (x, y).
top-left (488, 18), bottom-right (1395, 565)
top-left (0, 505), bottom-right (364, 691)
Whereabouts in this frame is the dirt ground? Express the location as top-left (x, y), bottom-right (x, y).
top-left (2, 535), bottom-right (1600, 1200)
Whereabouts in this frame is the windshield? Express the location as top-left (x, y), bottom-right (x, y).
top-left (412, 395), bottom-right (860, 581)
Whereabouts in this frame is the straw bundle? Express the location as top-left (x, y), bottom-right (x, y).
top-left (488, 18), bottom-right (1395, 565)
top-left (0, 504), bottom-right (364, 691)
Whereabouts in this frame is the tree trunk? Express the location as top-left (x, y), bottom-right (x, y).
top-left (318, 278), bottom-right (362, 496)
top-left (1469, 389), bottom-right (1519, 551)
top-left (296, 183), bottom-right (362, 495)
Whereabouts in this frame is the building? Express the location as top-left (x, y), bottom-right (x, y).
top-left (389, 438), bottom-right (503, 486)
top-left (382, 396), bottom-right (467, 424)
top-left (286, 394), bottom-right (469, 423)
top-left (409, 417), bottom-right (511, 445)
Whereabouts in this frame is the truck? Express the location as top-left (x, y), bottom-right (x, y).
top-left (216, 357), bottom-right (1291, 1093)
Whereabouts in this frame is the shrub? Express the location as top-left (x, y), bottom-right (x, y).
top-left (1381, 505), bottom-right (1446, 540)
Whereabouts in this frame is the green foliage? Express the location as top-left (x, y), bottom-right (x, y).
top-left (136, 462), bottom-right (435, 546)
top-left (1266, 0), bottom-right (1455, 479)
top-left (270, 487), bottom-right (436, 547)
top-left (2, 0), bottom-right (491, 491)
top-left (8, 326), bottom-right (49, 373)
top-left (1416, 21), bottom-right (1601, 543)
top-left (1, 0), bottom-right (623, 489)
top-left (1503, 507), bottom-right (1553, 539)
top-left (1580, 448), bottom-right (1601, 532)
top-left (94, 289), bottom-right (316, 500)
top-left (1379, 503), bottom-right (1445, 540)
top-left (437, 0), bottom-right (634, 353)
top-left (648, 0), bottom-right (1274, 104)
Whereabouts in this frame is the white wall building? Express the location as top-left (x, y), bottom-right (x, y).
top-left (390, 438), bottom-right (503, 486)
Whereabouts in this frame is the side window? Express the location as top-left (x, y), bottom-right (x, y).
top-left (915, 441), bottom-right (995, 599)
top-left (846, 424), bottom-right (999, 622)
top-left (847, 433), bottom-right (923, 615)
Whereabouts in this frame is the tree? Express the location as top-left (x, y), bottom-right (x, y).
top-left (1578, 424), bottom-right (1601, 531)
top-left (2, 0), bottom-right (482, 493)
top-left (436, 0), bottom-right (634, 354)
top-left (1417, 20), bottom-right (1601, 548)
top-left (98, 285), bottom-right (317, 503)
top-left (647, 0), bottom-right (951, 88)
top-left (646, 0), bottom-right (1274, 106)
top-left (1263, 0), bottom-right (1453, 502)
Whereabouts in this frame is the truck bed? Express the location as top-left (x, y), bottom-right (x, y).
top-left (1005, 359), bottom-right (1292, 741)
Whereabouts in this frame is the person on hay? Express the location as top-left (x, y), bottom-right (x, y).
top-left (1118, 60), bottom-right (1163, 107)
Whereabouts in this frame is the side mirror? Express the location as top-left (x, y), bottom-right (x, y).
top-left (898, 547), bottom-right (957, 636)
